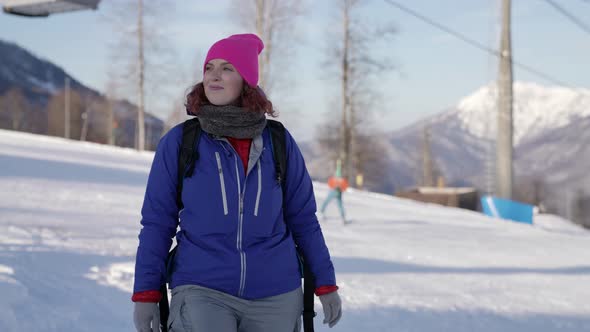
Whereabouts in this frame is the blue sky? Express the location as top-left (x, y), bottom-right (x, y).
top-left (1, 0), bottom-right (588, 140)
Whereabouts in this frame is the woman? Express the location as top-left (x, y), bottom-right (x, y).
top-left (132, 34), bottom-right (342, 332)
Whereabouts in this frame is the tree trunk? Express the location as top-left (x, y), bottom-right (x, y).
top-left (137, 0), bottom-right (146, 151)
top-left (340, 0), bottom-right (351, 182)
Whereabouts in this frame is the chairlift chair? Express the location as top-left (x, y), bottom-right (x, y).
top-left (2, 0), bottom-right (100, 17)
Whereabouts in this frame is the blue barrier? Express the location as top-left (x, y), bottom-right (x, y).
top-left (481, 195), bottom-right (534, 224)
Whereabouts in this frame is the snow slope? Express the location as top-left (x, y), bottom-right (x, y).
top-left (1, 129), bottom-right (590, 332)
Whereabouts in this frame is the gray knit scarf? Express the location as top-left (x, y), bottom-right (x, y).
top-left (197, 105), bottom-right (267, 139)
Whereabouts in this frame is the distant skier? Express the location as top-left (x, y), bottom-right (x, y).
top-left (319, 159), bottom-right (349, 224)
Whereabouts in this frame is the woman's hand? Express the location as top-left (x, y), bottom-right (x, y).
top-left (133, 302), bottom-right (160, 332)
top-left (319, 290), bottom-right (342, 328)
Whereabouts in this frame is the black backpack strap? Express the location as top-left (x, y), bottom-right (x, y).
top-left (158, 282), bottom-right (170, 332)
top-left (267, 119), bottom-right (316, 332)
top-left (302, 261), bottom-right (317, 332)
top-left (266, 119), bottom-right (287, 187)
top-left (160, 118), bottom-right (202, 332)
top-left (176, 118), bottom-right (202, 210)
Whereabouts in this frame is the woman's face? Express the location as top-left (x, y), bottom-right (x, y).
top-left (204, 59), bottom-right (244, 106)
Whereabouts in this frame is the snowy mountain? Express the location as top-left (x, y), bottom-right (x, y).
top-left (1, 128), bottom-right (590, 332)
top-left (0, 39), bottom-right (96, 105)
top-left (0, 39), bottom-right (164, 149)
top-left (386, 82), bottom-right (590, 195)
top-left (451, 82), bottom-right (590, 145)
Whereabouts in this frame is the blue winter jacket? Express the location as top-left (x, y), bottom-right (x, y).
top-left (133, 122), bottom-right (336, 300)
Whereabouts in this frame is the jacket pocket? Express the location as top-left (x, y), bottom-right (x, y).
top-left (251, 176), bottom-right (284, 238)
top-left (167, 292), bottom-right (184, 331)
top-left (168, 287), bottom-right (194, 332)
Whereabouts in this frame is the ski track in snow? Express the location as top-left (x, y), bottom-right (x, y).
top-left (1, 129), bottom-right (590, 331)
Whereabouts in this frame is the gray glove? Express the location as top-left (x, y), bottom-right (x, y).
top-left (133, 302), bottom-right (161, 332)
top-left (319, 291), bottom-right (342, 328)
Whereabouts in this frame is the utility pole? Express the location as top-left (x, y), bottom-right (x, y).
top-left (137, 0), bottom-right (146, 151)
top-left (422, 126), bottom-right (434, 187)
top-left (64, 77), bottom-right (70, 139)
top-left (496, 0), bottom-right (513, 199)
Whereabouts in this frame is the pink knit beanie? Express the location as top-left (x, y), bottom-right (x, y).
top-left (203, 34), bottom-right (264, 87)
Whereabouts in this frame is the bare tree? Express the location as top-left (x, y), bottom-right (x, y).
top-left (77, 95), bottom-right (115, 144)
top-left (513, 176), bottom-right (548, 208)
top-left (164, 95), bottom-right (191, 134)
top-left (164, 50), bottom-right (204, 135)
top-left (0, 88), bottom-right (30, 131)
top-left (421, 126), bottom-right (434, 186)
top-left (104, 77), bottom-right (118, 146)
top-left (229, 0), bottom-right (305, 95)
top-left (101, 0), bottom-right (178, 151)
top-left (317, 0), bottom-right (396, 188)
top-left (315, 101), bottom-right (391, 193)
top-left (572, 190), bottom-right (590, 228)
top-left (46, 89), bottom-right (85, 139)
top-left (316, 115), bottom-right (343, 165)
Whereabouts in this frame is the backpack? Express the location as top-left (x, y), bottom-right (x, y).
top-left (158, 118), bottom-right (316, 332)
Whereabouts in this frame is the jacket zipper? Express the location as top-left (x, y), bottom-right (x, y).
top-left (235, 155), bottom-right (248, 297)
top-left (217, 140), bottom-right (263, 297)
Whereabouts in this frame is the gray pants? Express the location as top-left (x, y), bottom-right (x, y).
top-left (168, 285), bottom-right (303, 332)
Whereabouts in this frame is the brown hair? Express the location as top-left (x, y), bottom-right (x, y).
top-left (185, 83), bottom-right (276, 117)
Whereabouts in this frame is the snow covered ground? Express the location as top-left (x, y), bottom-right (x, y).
top-left (1, 129), bottom-right (590, 332)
